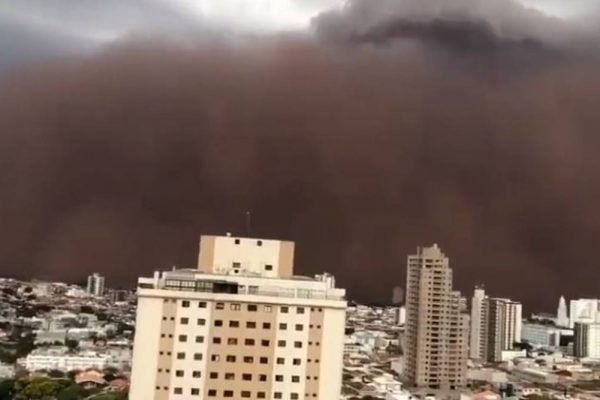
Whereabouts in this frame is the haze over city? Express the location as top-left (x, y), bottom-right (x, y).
top-left (2, 0), bottom-right (600, 311)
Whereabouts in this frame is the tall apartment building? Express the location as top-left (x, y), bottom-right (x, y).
top-left (129, 234), bottom-right (347, 400)
top-left (574, 322), bottom-right (600, 359)
top-left (469, 287), bottom-right (488, 360)
top-left (404, 244), bottom-right (468, 390)
top-left (469, 288), bottom-right (522, 362)
top-left (86, 273), bottom-right (105, 297)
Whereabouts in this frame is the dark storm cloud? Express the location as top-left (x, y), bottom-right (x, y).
top-left (2, 0), bottom-right (600, 311)
top-left (312, 0), bottom-right (598, 51)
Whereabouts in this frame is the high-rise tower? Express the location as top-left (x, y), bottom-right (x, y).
top-left (404, 244), bottom-right (468, 390)
top-left (557, 296), bottom-right (569, 327)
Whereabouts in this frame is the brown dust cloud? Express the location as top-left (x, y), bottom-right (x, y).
top-left (1, 0), bottom-right (600, 310)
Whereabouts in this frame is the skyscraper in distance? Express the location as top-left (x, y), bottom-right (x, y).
top-left (469, 287), bottom-right (522, 362)
top-left (129, 234), bottom-right (347, 400)
top-left (556, 296), bottom-right (569, 327)
top-left (86, 273), bottom-right (105, 297)
top-left (392, 286), bottom-right (404, 305)
top-left (404, 244), bottom-right (468, 390)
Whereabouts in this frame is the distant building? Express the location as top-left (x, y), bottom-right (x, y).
top-left (404, 244), bottom-right (468, 390)
top-left (569, 299), bottom-right (600, 328)
top-left (86, 273), bottom-right (105, 297)
top-left (129, 234), bottom-right (347, 400)
top-left (24, 348), bottom-right (109, 372)
top-left (574, 322), bottom-right (600, 359)
top-left (556, 296), bottom-right (569, 327)
top-left (469, 287), bottom-right (522, 362)
top-left (392, 286), bottom-right (404, 305)
top-left (521, 322), bottom-right (572, 347)
top-left (394, 306), bottom-right (406, 325)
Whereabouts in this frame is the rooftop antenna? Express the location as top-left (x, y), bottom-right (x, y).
top-left (246, 210), bottom-right (252, 237)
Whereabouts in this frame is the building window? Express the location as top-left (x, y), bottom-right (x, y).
top-left (275, 375), bottom-right (284, 382)
top-left (210, 372), bottom-right (218, 379)
top-left (180, 317), bottom-right (189, 325)
top-left (257, 240), bottom-right (263, 246)
top-left (276, 357), bottom-right (284, 365)
top-left (192, 371), bottom-right (201, 378)
top-left (175, 370), bottom-right (184, 377)
top-left (234, 239), bottom-right (240, 244)
top-left (216, 302), bottom-right (225, 310)
top-left (274, 391), bottom-right (283, 398)
top-left (195, 336), bottom-right (204, 343)
top-left (264, 306), bottom-right (272, 313)
top-left (214, 320), bottom-right (223, 327)
top-left (297, 307), bottom-right (305, 314)
top-left (242, 373), bottom-right (252, 381)
top-left (176, 352), bottom-right (185, 360)
top-left (278, 340), bottom-right (286, 347)
top-left (244, 356), bottom-right (254, 363)
top-left (229, 321), bottom-right (239, 328)
top-left (227, 338), bottom-right (238, 345)
top-left (211, 355), bottom-right (219, 362)
top-left (293, 358), bottom-right (301, 365)
top-left (279, 323), bottom-right (287, 330)
top-left (292, 376), bottom-right (300, 383)
top-left (291, 393), bottom-right (299, 399)
top-left (225, 373), bottom-right (235, 380)
top-left (198, 301), bottom-right (207, 308)
top-left (231, 303), bottom-right (241, 311)
top-left (259, 374), bottom-right (267, 381)
top-left (226, 355), bottom-right (236, 362)
top-left (174, 387), bottom-right (183, 394)
top-left (262, 322), bottom-right (271, 329)
top-left (213, 337), bottom-right (221, 344)
top-left (294, 341), bottom-right (302, 348)
top-left (261, 339), bottom-right (270, 346)
top-left (295, 324), bottom-right (303, 331)
top-left (246, 321), bottom-right (256, 329)
top-left (248, 305), bottom-right (258, 312)
top-left (281, 306), bottom-right (289, 313)
top-left (259, 357), bottom-right (268, 364)
top-left (208, 389), bottom-right (217, 397)
top-left (178, 335), bottom-right (187, 342)
top-left (191, 388), bottom-right (200, 395)
top-left (194, 353), bottom-right (203, 360)
top-left (242, 391), bottom-right (251, 398)
top-left (258, 392), bottom-right (266, 399)
top-left (182, 301), bottom-right (190, 308)
top-left (265, 264), bottom-right (272, 271)
top-left (224, 391), bottom-right (234, 398)
top-left (245, 338), bottom-right (255, 346)
top-left (197, 318), bottom-right (206, 326)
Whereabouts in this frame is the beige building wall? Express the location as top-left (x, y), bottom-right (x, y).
top-left (198, 235), bottom-right (295, 278)
top-left (129, 297), bottom-right (164, 400)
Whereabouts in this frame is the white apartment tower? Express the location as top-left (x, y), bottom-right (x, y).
top-left (556, 296), bottom-right (569, 328)
top-left (404, 244), bottom-right (468, 390)
top-left (86, 273), bottom-right (105, 297)
top-left (469, 287), bottom-right (488, 360)
top-left (468, 287), bottom-right (522, 362)
top-left (129, 234), bottom-right (347, 400)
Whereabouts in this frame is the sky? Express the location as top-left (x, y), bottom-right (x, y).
top-left (1, 0), bottom-right (600, 311)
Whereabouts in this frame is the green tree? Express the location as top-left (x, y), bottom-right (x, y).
top-left (57, 384), bottom-right (84, 400)
top-left (0, 379), bottom-right (15, 400)
top-left (21, 378), bottom-right (62, 399)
